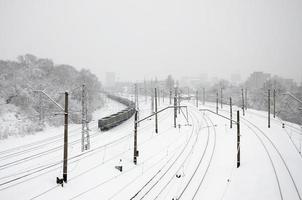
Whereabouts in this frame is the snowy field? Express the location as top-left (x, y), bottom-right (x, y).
top-left (0, 95), bottom-right (301, 200)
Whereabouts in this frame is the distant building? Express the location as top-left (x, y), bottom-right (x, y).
top-left (105, 72), bottom-right (116, 87)
top-left (246, 72), bottom-right (271, 89)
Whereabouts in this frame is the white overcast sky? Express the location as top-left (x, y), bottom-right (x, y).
top-left (0, 0), bottom-right (301, 82)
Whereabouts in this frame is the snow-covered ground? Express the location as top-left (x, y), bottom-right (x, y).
top-left (0, 95), bottom-right (301, 200)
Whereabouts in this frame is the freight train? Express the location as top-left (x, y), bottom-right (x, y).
top-left (98, 94), bottom-right (136, 131)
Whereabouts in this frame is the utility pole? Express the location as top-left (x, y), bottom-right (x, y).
top-left (230, 97), bottom-right (232, 129)
top-left (273, 89), bottom-right (276, 118)
top-left (268, 89), bottom-right (271, 128)
top-left (155, 88), bottom-right (158, 133)
top-left (220, 88), bottom-right (223, 109)
top-left (63, 92), bottom-right (68, 182)
top-left (81, 84), bottom-right (90, 152)
top-left (216, 91), bottom-right (219, 114)
top-left (34, 90), bottom-right (68, 184)
top-left (241, 89), bottom-right (245, 116)
top-left (237, 110), bottom-right (240, 168)
top-left (196, 90), bottom-right (198, 108)
top-left (133, 110), bottom-right (138, 165)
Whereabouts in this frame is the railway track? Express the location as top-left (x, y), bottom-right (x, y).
top-left (202, 102), bottom-right (302, 200)
top-left (0, 109), bottom-right (174, 191)
top-left (242, 118), bottom-right (302, 200)
top-left (128, 110), bottom-right (200, 199)
top-left (152, 108), bottom-right (213, 200)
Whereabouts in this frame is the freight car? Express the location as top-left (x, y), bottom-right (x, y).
top-left (98, 95), bottom-right (136, 131)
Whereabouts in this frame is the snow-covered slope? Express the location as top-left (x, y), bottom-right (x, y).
top-left (0, 96), bottom-right (301, 200)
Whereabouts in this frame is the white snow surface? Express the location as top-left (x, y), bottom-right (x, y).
top-left (0, 96), bottom-right (301, 200)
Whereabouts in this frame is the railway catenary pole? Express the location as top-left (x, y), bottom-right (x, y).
top-left (237, 110), bottom-right (240, 168)
top-left (81, 84), bottom-right (90, 152)
top-left (230, 97), bottom-right (232, 129)
top-left (155, 88), bottom-right (158, 133)
top-left (63, 91), bottom-right (68, 182)
top-left (220, 88), bottom-right (223, 109)
top-left (216, 91), bottom-right (219, 114)
top-left (133, 110), bottom-right (138, 165)
top-left (273, 89), bottom-right (276, 118)
top-left (196, 90), bottom-right (198, 108)
top-left (241, 89), bottom-right (245, 116)
top-left (268, 89), bottom-right (271, 128)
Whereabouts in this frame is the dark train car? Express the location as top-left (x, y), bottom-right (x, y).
top-left (98, 95), bottom-right (136, 131)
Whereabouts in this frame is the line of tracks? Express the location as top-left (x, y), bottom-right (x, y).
top-left (205, 103), bottom-right (302, 200)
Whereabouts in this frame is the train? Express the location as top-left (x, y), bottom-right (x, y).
top-left (98, 94), bottom-right (136, 131)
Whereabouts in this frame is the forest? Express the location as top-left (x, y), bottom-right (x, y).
top-left (0, 54), bottom-right (103, 139)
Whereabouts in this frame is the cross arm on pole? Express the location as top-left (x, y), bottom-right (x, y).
top-left (137, 106), bottom-right (187, 123)
top-left (33, 90), bottom-right (65, 112)
top-left (199, 108), bottom-right (238, 124)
